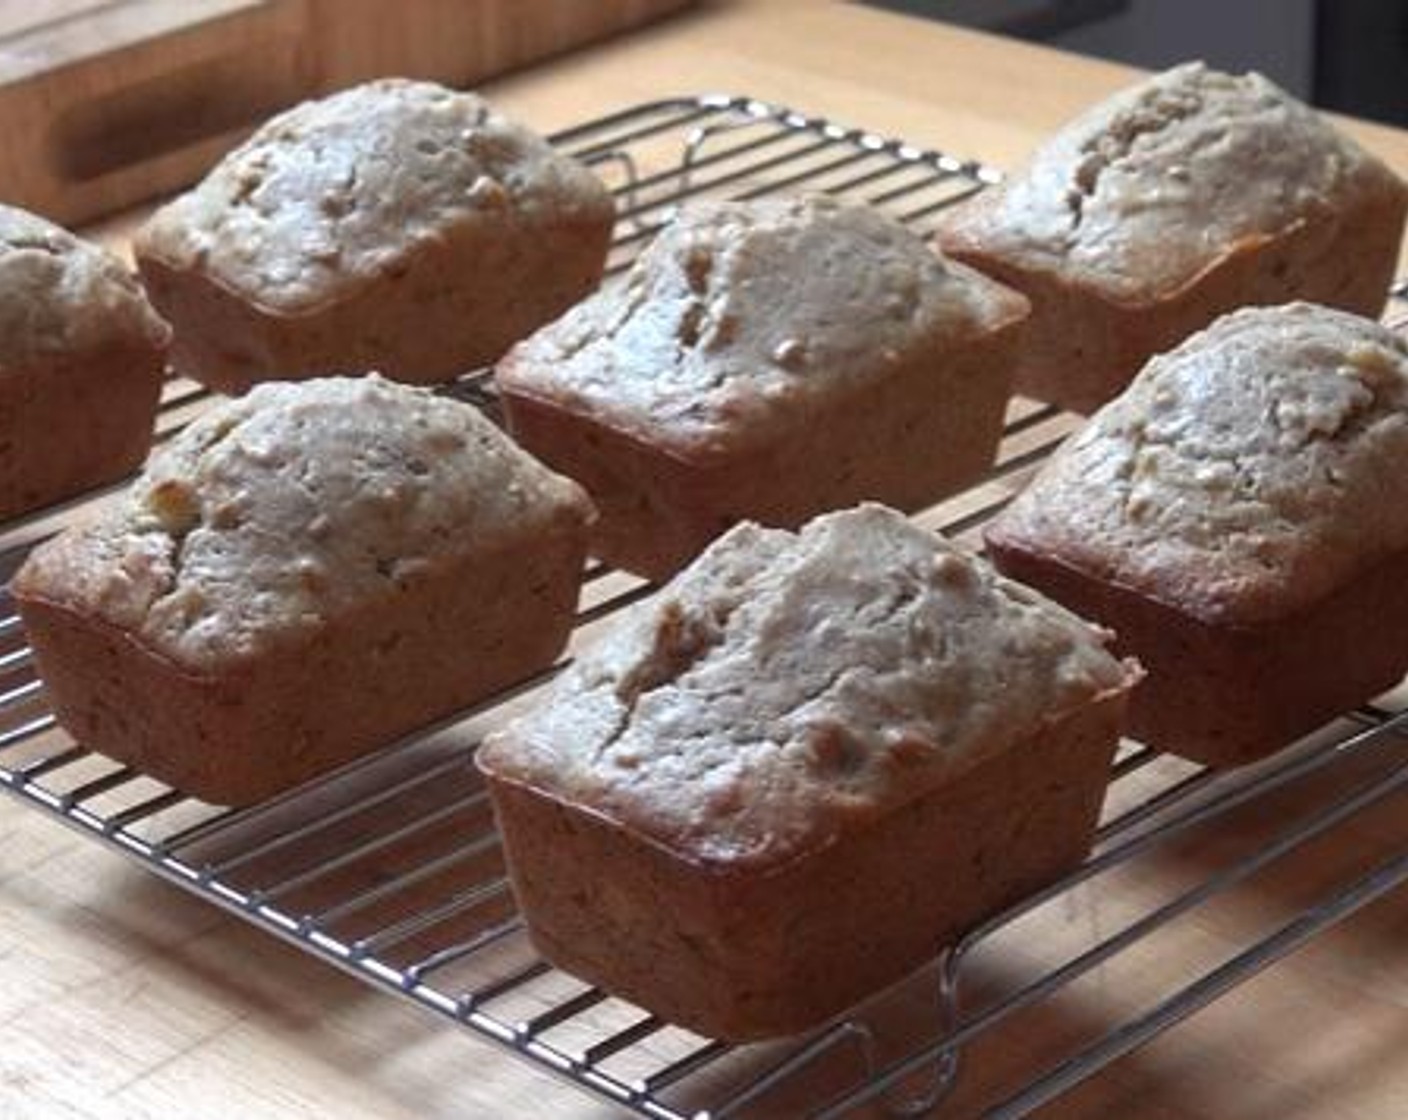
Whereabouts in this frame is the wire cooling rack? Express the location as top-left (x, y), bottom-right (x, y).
top-left (2, 94), bottom-right (1407, 1119)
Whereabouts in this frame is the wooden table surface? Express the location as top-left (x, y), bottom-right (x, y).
top-left (4, 2), bottom-right (1408, 1118)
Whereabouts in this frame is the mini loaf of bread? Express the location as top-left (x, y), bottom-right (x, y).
top-left (985, 302), bottom-right (1408, 766)
top-left (496, 195), bottom-right (1029, 579)
top-left (478, 504), bottom-right (1137, 1040)
top-left (0, 204), bottom-right (169, 522)
top-left (12, 375), bottom-right (594, 805)
top-left (934, 62), bottom-right (1408, 413)
top-left (134, 79), bottom-right (614, 393)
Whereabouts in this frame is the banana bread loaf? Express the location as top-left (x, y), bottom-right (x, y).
top-left (0, 204), bottom-right (169, 522)
top-left (985, 302), bottom-right (1408, 766)
top-left (13, 375), bottom-right (594, 805)
top-left (477, 504), bottom-right (1138, 1040)
top-left (496, 196), bottom-right (1029, 579)
top-left (934, 62), bottom-right (1408, 413)
top-left (134, 79), bottom-right (614, 393)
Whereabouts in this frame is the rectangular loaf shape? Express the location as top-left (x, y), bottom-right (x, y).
top-left (14, 375), bottom-right (593, 805)
top-left (934, 63), bottom-right (1408, 413)
top-left (478, 506), bottom-right (1138, 1040)
top-left (498, 197), bottom-right (1028, 579)
top-left (135, 80), bottom-right (614, 392)
top-left (984, 303), bottom-right (1408, 765)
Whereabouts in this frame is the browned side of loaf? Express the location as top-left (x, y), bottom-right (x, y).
top-left (481, 690), bottom-right (1124, 1042)
top-left (16, 529), bottom-right (586, 805)
top-left (984, 536), bottom-right (1408, 766)
top-left (138, 211), bottom-right (611, 393)
top-left (0, 345), bottom-right (164, 521)
top-left (937, 189), bottom-right (1406, 414)
top-left (500, 315), bottom-right (1025, 581)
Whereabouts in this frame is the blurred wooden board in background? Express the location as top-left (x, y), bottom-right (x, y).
top-left (0, 0), bottom-right (697, 225)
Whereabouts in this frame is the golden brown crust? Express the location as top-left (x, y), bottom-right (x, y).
top-left (498, 198), bottom-right (1029, 577)
top-left (934, 63), bottom-right (1408, 413)
top-left (137, 204), bottom-right (612, 392)
top-left (986, 304), bottom-right (1408, 625)
top-left (985, 303), bottom-right (1408, 763)
top-left (14, 377), bottom-right (593, 666)
top-left (0, 345), bottom-right (165, 521)
top-left (12, 376), bottom-right (595, 805)
top-left (482, 688), bottom-right (1127, 1040)
top-left (0, 204), bottom-right (169, 520)
top-left (134, 80), bottom-right (614, 391)
top-left (502, 326), bottom-right (1022, 579)
top-left (18, 531), bottom-right (586, 804)
top-left (478, 508), bottom-right (1137, 1037)
top-left (985, 536), bottom-right (1408, 765)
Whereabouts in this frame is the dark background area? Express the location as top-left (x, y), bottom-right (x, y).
top-left (864, 0), bottom-right (1408, 127)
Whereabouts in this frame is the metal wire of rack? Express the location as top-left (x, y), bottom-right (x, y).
top-left (1, 94), bottom-right (1407, 1119)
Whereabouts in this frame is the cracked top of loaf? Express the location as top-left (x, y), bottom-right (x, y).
top-left (0, 204), bottom-right (168, 375)
top-left (133, 79), bottom-right (612, 314)
top-left (13, 375), bottom-right (592, 669)
top-left (478, 504), bottom-right (1132, 868)
top-left (938, 62), bottom-right (1406, 301)
top-left (988, 303), bottom-right (1408, 625)
top-left (496, 195), bottom-right (1028, 454)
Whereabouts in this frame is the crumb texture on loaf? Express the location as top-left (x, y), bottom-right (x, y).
top-left (499, 196), bottom-right (1016, 451)
top-left (480, 504), bottom-right (1128, 866)
top-left (136, 79), bottom-right (610, 313)
top-left (14, 375), bottom-right (590, 668)
top-left (993, 302), bottom-right (1408, 623)
top-left (0, 204), bottom-right (168, 369)
top-left (964, 62), bottom-right (1403, 299)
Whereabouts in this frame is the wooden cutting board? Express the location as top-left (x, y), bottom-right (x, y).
top-left (0, 0), bottom-right (698, 226)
